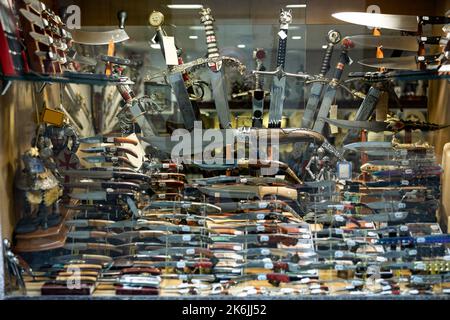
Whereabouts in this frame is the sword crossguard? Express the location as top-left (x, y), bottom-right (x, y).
top-left (253, 67), bottom-right (311, 81)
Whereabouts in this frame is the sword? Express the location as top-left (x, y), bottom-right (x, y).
top-left (199, 7), bottom-right (232, 129)
top-left (61, 170), bottom-right (149, 182)
top-left (65, 219), bottom-right (115, 228)
top-left (20, 9), bottom-right (48, 30)
top-left (332, 12), bottom-right (450, 32)
top-left (149, 11), bottom-right (197, 130)
top-left (144, 201), bottom-right (221, 213)
top-left (312, 38), bottom-right (354, 134)
top-left (197, 185), bottom-right (297, 201)
top-left (302, 30), bottom-right (342, 129)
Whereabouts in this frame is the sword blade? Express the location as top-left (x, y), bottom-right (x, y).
top-left (268, 75), bottom-right (286, 128)
top-left (168, 73), bottom-right (196, 130)
top-left (210, 70), bottom-right (232, 129)
top-left (312, 84), bottom-right (338, 134)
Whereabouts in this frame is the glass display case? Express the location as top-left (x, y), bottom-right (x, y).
top-left (1, 0), bottom-right (449, 300)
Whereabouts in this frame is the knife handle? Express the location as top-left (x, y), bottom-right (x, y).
top-left (420, 16), bottom-right (450, 26)
top-left (118, 10), bottom-right (127, 29)
top-left (273, 262), bottom-right (289, 270)
top-left (266, 273), bottom-right (290, 283)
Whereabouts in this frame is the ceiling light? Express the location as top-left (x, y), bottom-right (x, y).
top-left (321, 45), bottom-right (328, 49)
top-left (151, 43), bottom-right (161, 49)
top-left (167, 4), bottom-right (203, 9)
top-left (237, 44), bottom-right (246, 48)
top-left (291, 36), bottom-right (302, 40)
top-left (189, 35), bottom-right (198, 39)
top-left (286, 4), bottom-right (307, 8)
top-left (189, 26), bottom-right (204, 30)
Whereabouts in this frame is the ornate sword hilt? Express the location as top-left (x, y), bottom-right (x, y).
top-left (276, 9), bottom-right (292, 69)
top-left (199, 7), bottom-right (222, 71)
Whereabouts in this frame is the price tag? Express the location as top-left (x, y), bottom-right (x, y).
top-left (408, 250), bottom-right (417, 256)
top-left (233, 245), bottom-right (242, 251)
top-left (301, 234), bottom-right (311, 239)
top-left (161, 36), bottom-right (179, 65)
top-left (416, 237), bottom-right (426, 244)
top-left (382, 285), bottom-right (391, 291)
top-left (335, 251), bottom-right (344, 258)
top-left (256, 214), bottom-right (265, 220)
top-left (257, 274), bottom-right (267, 281)
top-left (401, 160), bottom-right (409, 165)
top-left (311, 289), bottom-right (323, 295)
top-left (398, 203), bottom-right (406, 209)
top-left (405, 169), bottom-right (413, 174)
top-left (264, 263), bottom-right (274, 269)
top-left (106, 137), bottom-right (114, 143)
top-left (261, 248), bottom-right (270, 255)
top-left (162, 163), bottom-right (170, 168)
top-left (178, 274), bottom-right (188, 280)
top-left (335, 215), bottom-right (345, 222)
top-left (394, 212), bottom-right (404, 219)
top-left (335, 229), bottom-right (344, 235)
top-left (335, 264), bottom-right (344, 271)
top-left (256, 225), bottom-right (265, 232)
top-left (259, 202), bottom-right (268, 209)
top-left (376, 256), bottom-right (387, 262)
top-left (260, 235), bottom-right (269, 242)
top-left (240, 178), bottom-right (248, 184)
top-left (182, 235), bottom-right (192, 242)
top-left (186, 248), bottom-right (195, 255)
top-left (309, 284), bottom-right (321, 290)
top-left (416, 262), bottom-right (426, 270)
top-left (337, 161), bottom-right (352, 180)
top-left (158, 194), bottom-right (165, 198)
top-left (401, 180), bottom-right (409, 186)
top-left (181, 203), bottom-right (191, 208)
top-left (176, 261), bottom-right (186, 268)
top-left (278, 30), bottom-right (287, 39)
top-left (181, 226), bottom-right (190, 232)
top-left (400, 226), bottom-right (409, 232)
top-left (300, 278), bottom-right (310, 284)
top-left (346, 240), bottom-right (356, 247)
top-left (400, 150), bottom-right (408, 156)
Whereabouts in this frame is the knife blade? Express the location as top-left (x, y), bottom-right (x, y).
top-left (79, 136), bottom-right (138, 145)
top-left (332, 12), bottom-right (450, 32)
top-left (358, 55), bottom-right (440, 70)
top-left (69, 29), bottom-right (129, 45)
top-left (81, 146), bottom-right (138, 158)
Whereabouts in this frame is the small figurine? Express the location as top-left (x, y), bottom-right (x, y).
top-left (14, 147), bottom-right (63, 233)
top-left (305, 147), bottom-right (325, 181)
top-left (316, 155), bottom-right (336, 181)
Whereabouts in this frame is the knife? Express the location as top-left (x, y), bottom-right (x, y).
top-left (358, 55), bottom-right (441, 71)
top-left (79, 136), bottom-right (138, 145)
top-left (82, 155), bottom-right (136, 167)
top-left (332, 12), bottom-right (450, 32)
top-left (81, 146), bottom-right (138, 158)
top-left (64, 181), bottom-right (142, 191)
top-left (346, 35), bottom-right (441, 52)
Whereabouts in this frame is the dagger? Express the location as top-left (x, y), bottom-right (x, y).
top-left (65, 219), bottom-right (115, 228)
top-left (79, 136), bottom-right (138, 146)
top-left (81, 146), bottom-right (138, 158)
top-left (137, 247), bottom-right (215, 258)
top-left (210, 234), bottom-right (299, 246)
top-left (149, 11), bottom-right (197, 130)
top-left (67, 230), bottom-right (116, 240)
top-left (197, 185), bottom-right (298, 201)
top-left (82, 155), bottom-right (136, 168)
top-left (64, 181), bottom-right (142, 191)
top-left (376, 234), bottom-right (450, 245)
top-left (332, 12), bottom-right (450, 33)
top-left (69, 190), bottom-right (136, 201)
top-left (61, 170), bottom-right (150, 182)
top-left (63, 242), bottom-right (122, 254)
top-left (144, 201), bottom-right (221, 213)
top-left (23, 0), bottom-right (46, 13)
top-left (48, 254), bottom-right (113, 265)
top-left (199, 7), bottom-right (233, 129)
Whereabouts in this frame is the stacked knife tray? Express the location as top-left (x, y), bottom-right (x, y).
top-left (17, 0), bottom-right (71, 74)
